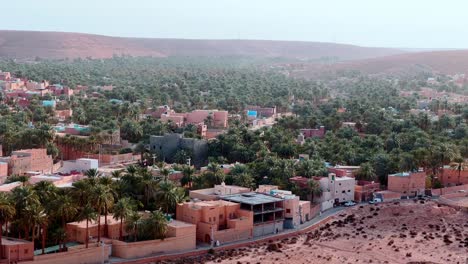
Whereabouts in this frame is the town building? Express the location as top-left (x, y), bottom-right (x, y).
top-left (387, 171), bottom-right (426, 196)
top-left (0, 162), bottom-right (7, 184)
top-left (66, 214), bottom-right (125, 243)
top-left (0, 149), bottom-right (53, 176)
top-left (300, 126), bottom-right (326, 139)
top-left (111, 220), bottom-right (196, 259)
top-left (55, 109), bottom-right (73, 121)
top-left (439, 167), bottom-right (468, 186)
top-left (305, 174), bottom-right (356, 211)
top-left (160, 109), bottom-right (229, 128)
top-left (0, 71), bottom-right (11, 81)
top-left (149, 134), bottom-right (208, 168)
top-left (176, 200), bottom-right (254, 244)
top-left (0, 237), bottom-right (34, 262)
top-left (60, 158), bottom-right (99, 174)
top-left (255, 185), bottom-right (311, 228)
top-left (189, 183), bottom-right (250, 201)
top-left (245, 106), bottom-right (277, 118)
top-left (220, 192), bottom-right (285, 237)
top-left (327, 165), bottom-right (360, 177)
top-left (354, 180), bottom-right (380, 202)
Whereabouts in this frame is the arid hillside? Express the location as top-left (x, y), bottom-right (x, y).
top-left (0, 30), bottom-right (406, 60)
top-left (336, 49), bottom-right (468, 74)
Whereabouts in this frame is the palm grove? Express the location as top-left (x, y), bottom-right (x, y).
top-left (0, 57), bottom-right (466, 253)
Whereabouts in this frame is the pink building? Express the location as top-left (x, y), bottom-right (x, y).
top-left (0, 71), bottom-right (11, 81)
top-left (1, 237), bottom-right (34, 262)
top-left (0, 149), bottom-right (53, 176)
top-left (387, 171), bottom-right (426, 196)
top-left (161, 109), bottom-right (229, 128)
top-left (26, 80), bottom-right (48, 90)
top-left (354, 180), bottom-right (380, 202)
top-left (176, 200), bottom-right (254, 244)
top-left (439, 167), bottom-right (468, 187)
top-left (111, 220), bottom-right (196, 259)
top-left (328, 165), bottom-right (360, 177)
top-left (300, 126), bottom-right (325, 139)
top-left (189, 183), bottom-right (250, 201)
top-left (55, 109), bottom-right (73, 121)
top-left (48, 84), bottom-right (74, 97)
top-left (67, 214), bottom-right (126, 243)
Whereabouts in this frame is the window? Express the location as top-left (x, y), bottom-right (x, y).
top-left (214, 217), bottom-right (216, 222)
top-left (348, 190), bottom-right (351, 192)
top-left (286, 209), bottom-right (291, 213)
top-left (339, 183), bottom-right (341, 186)
top-left (342, 190), bottom-right (345, 193)
top-left (220, 214), bottom-right (223, 220)
top-left (209, 217), bottom-right (212, 222)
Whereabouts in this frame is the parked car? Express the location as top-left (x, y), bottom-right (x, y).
top-left (344, 201), bottom-right (356, 207)
top-left (368, 198), bottom-right (382, 204)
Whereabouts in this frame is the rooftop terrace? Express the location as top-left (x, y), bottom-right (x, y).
top-left (220, 192), bottom-right (284, 205)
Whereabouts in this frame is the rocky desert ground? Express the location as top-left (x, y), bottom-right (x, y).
top-left (173, 200), bottom-right (467, 264)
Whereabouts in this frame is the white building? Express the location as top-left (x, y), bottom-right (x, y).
top-left (60, 158), bottom-right (98, 174)
top-left (315, 173), bottom-right (356, 211)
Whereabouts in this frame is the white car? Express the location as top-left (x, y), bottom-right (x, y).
top-left (368, 198), bottom-right (382, 204)
top-left (344, 201), bottom-right (356, 207)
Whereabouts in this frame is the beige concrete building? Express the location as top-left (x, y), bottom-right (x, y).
top-left (189, 183), bottom-right (250, 201)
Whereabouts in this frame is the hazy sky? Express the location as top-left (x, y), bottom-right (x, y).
top-left (3, 0), bottom-right (468, 49)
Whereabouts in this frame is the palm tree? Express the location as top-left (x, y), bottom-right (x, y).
top-left (180, 166), bottom-right (195, 188)
top-left (77, 204), bottom-right (97, 248)
top-left (126, 211), bottom-right (141, 242)
top-left (355, 162), bottom-right (377, 181)
top-left (11, 186), bottom-right (40, 239)
top-left (451, 157), bottom-right (465, 185)
top-left (138, 169), bottom-right (158, 208)
top-left (85, 168), bottom-right (101, 178)
top-left (52, 194), bottom-right (78, 251)
top-left (111, 170), bottom-right (122, 179)
top-left (24, 203), bottom-right (47, 252)
top-left (113, 198), bottom-right (133, 241)
top-left (71, 180), bottom-right (91, 207)
top-left (160, 168), bottom-right (171, 182)
top-left (0, 193), bottom-right (15, 258)
top-left (156, 181), bottom-right (186, 214)
top-left (98, 176), bottom-right (116, 237)
top-left (91, 184), bottom-right (114, 242)
top-left (233, 173), bottom-right (255, 189)
top-left (307, 180), bottom-right (323, 203)
top-left (146, 210), bottom-right (168, 240)
top-left (34, 181), bottom-right (58, 205)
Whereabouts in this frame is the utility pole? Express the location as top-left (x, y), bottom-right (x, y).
top-left (152, 154), bottom-right (157, 166)
top-left (187, 158), bottom-right (191, 167)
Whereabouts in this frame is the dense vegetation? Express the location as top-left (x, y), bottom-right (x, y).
top-left (0, 56), bottom-right (466, 253)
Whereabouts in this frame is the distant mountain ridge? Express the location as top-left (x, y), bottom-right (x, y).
top-left (0, 30), bottom-right (407, 61)
top-left (331, 49), bottom-right (468, 74)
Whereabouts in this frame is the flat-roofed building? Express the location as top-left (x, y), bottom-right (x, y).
top-left (0, 148), bottom-right (53, 176)
top-left (256, 185), bottom-right (311, 228)
top-left (220, 192), bottom-right (285, 237)
top-left (176, 200), bottom-right (253, 244)
top-left (1, 237), bottom-right (34, 262)
top-left (189, 183), bottom-right (250, 201)
top-left (66, 214), bottom-right (125, 243)
top-left (388, 171), bottom-right (426, 196)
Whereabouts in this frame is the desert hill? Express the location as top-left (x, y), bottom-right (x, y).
top-left (0, 30), bottom-right (406, 61)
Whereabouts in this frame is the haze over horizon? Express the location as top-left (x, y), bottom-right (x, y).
top-left (3, 0), bottom-right (468, 49)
